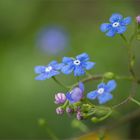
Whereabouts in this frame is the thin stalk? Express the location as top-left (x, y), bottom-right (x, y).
top-left (130, 97), bottom-right (140, 106)
top-left (98, 110), bottom-right (112, 122)
top-left (62, 100), bottom-right (69, 109)
top-left (130, 22), bottom-right (138, 44)
top-left (46, 127), bottom-right (59, 140)
top-left (120, 34), bottom-right (136, 80)
top-left (52, 76), bottom-right (69, 90)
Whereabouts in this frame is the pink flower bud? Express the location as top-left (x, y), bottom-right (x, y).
top-left (66, 107), bottom-right (74, 114)
top-left (54, 93), bottom-right (66, 104)
top-left (136, 15), bottom-right (140, 24)
top-left (56, 107), bottom-right (64, 115)
top-left (76, 111), bottom-right (83, 120)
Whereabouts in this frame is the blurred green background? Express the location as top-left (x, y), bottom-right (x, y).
top-left (0, 0), bottom-right (140, 139)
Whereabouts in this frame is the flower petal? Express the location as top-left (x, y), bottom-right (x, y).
top-left (49, 70), bottom-right (60, 77)
top-left (53, 63), bottom-right (64, 70)
top-left (116, 26), bottom-right (126, 34)
top-left (66, 92), bottom-right (74, 103)
top-left (62, 57), bottom-right (73, 64)
top-left (121, 17), bottom-right (131, 25)
top-left (98, 82), bottom-right (105, 89)
top-left (35, 73), bottom-right (50, 80)
top-left (71, 87), bottom-right (83, 102)
top-left (109, 13), bottom-right (123, 23)
top-left (74, 66), bottom-right (85, 76)
top-left (48, 60), bottom-right (58, 66)
top-left (106, 28), bottom-right (116, 37)
top-left (106, 80), bottom-right (117, 92)
top-left (98, 92), bottom-right (113, 104)
top-left (34, 66), bottom-right (46, 74)
top-left (79, 82), bottom-right (84, 92)
top-left (87, 90), bottom-right (98, 100)
top-left (76, 53), bottom-right (89, 61)
top-left (100, 23), bottom-right (111, 32)
top-left (61, 64), bottom-right (74, 74)
top-left (83, 61), bottom-right (95, 70)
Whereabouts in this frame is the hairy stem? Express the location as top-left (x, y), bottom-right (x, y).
top-left (52, 76), bottom-right (70, 90)
top-left (130, 97), bottom-right (140, 106)
top-left (120, 34), bottom-right (136, 80)
top-left (70, 74), bottom-right (132, 89)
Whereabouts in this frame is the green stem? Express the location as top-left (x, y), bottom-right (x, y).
top-left (76, 76), bottom-right (80, 82)
top-left (130, 22), bottom-right (138, 44)
top-left (120, 34), bottom-right (128, 43)
top-left (98, 131), bottom-right (105, 140)
top-left (130, 97), bottom-right (140, 106)
top-left (84, 110), bottom-right (96, 118)
top-left (46, 127), bottom-right (59, 140)
top-left (97, 110), bottom-right (112, 122)
top-left (62, 100), bottom-right (69, 109)
top-left (71, 119), bottom-right (89, 132)
top-left (52, 76), bottom-right (69, 90)
top-left (115, 75), bottom-right (133, 80)
top-left (70, 74), bottom-right (132, 89)
top-left (120, 34), bottom-right (136, 80)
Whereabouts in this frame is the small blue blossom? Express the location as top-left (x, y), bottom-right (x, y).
top-left (37, 26), bottom-right (69, 55)
top-left (66, 82), bottom-right (84, 103)
top-left (35, 61), bottom-right (63, 80)
top-left (100, 13), bottom-right (131, 37)
top-left (87, 80), bottom-right (117, 104)
top-left (61, 53), bottom-right (95, 76)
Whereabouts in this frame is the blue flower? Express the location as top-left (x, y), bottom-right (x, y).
top-left (61, 53), bottom-right (95, 76)
top-left (66, 82), bottom-right (84, 103)
top-left (37, 26), bottom-right (69, 55)
top-left (100, 13), bottom-right (131, 37)
top-left (87, 80), bottom-right (117, 104)
top-left (35, 61), bottom-right (63, 80)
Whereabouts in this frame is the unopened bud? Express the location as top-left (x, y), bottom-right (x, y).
top-left (104, 72), bottom-right (115, 79)
top-left (136, 15), bottom-right (140, 24)
top-left (54, 93), bottom-right (66, 104)
top-left (76, 111), bottom-right (83, 120)
top-left (56, 107), bottom-right (64, 115)
top-left (66, 107), bottom-right (74, 114)
top-left (91, 117), bottom-right (98, 123)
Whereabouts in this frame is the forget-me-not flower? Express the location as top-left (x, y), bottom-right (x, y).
top-left (66, 82), bottom-right (84, 103)
top-left (87, 80), bottom-right (117, 104)
top-left (100, 13), bottom-right (131, 37)
top-left (35, 61), bottom-right (63, 80)
top-left (61, 53), bottom-right (95, 76)
top-left (37, 26), bottom-right (69, 55)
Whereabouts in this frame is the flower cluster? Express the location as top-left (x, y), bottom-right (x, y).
top-left (54, 80), bottom-right (116, 120)
top-left (35, 52), bottom-right (117, 120)
top-left (35, 13), bottom-right (140, 122)
top-left (35, 53), bottom-right (95, 79)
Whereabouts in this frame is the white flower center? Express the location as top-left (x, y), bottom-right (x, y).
top-left (112, 22), bottom-right (120, 28)
top-left (73, 60), bottom-right (81, 65)
top-left (97, 88), bottom-right (104, 94)
top-left (45, 66), bottom-right (52, 72)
